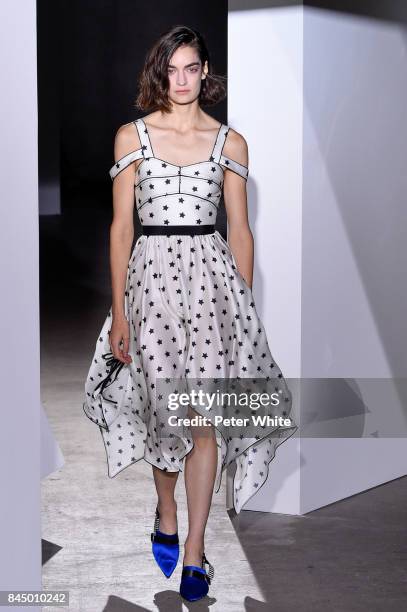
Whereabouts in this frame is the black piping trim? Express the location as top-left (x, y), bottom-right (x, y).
top-left (137, 155), bottom-right (225, 170)
top-left (209, 122), bottom-right (224, 161)
top-left (83, 398), bottom-right (298, 515)
top-left (138, 117), bottom-right (155, 157)
top-left (135, 172), bottom-right (223, 191)
top-left (132, 120), bottom-right (146, 159)
top-left (110, 149), bottom-right (144, 179)
top-left (219, 160), bottom-right (248, 180)
top-left (218, 126), bottom-right (230, 161)
top-left (137, 192), bottom-right (220, 212)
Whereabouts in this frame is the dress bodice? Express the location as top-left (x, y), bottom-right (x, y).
top-left (109, 118), bottom-right (248, 227)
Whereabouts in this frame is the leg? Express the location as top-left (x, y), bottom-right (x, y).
top-left (183, 406), bottom-right (218, 566)
top-left (152, 467), bottom-right (179, 534)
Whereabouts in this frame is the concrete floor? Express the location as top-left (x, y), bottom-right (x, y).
top-left (40, 205), bottom-right (407, 611)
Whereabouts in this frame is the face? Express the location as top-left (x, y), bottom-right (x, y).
top-left (166, 44), bottom-right (208, 104)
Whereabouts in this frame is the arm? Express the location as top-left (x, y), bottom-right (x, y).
top-left (109, 123), bottom-right (141, 363)
top-left (222, 129), bottom-right (254, 289)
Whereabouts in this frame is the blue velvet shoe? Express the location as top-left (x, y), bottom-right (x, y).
top-left (150, 506), bottom-right (179, 578)
top-left (179, 552), bottom-right (214, 602)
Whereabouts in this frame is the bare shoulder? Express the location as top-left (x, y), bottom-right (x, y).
top-left (114, 121), bottom-right (141, 158)
top-left (223, 126), bottom-right (248, 166)
top-left (139, 111), bottom-right (160, 127)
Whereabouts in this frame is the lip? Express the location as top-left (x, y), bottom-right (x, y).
top-left (176, 90), bottom-right (190, 93)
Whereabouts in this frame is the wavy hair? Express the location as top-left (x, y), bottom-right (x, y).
top-left (134, 25), bottom-right (227, 112)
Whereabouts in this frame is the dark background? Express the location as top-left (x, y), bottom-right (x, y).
top-left (39, 0), bottom-right (228, 207)
top-left (38, 0), bottom-right (228, 349)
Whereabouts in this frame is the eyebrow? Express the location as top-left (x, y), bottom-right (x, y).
top-left (168, 61), bottom-right (201, 68)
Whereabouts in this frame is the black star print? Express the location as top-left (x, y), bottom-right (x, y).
top-left (89, 119), bottom-right (294, 513)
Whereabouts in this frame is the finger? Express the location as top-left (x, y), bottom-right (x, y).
top-left (116, 338), bottom-right (130, 364)
top-left (122, 336), bottom-right (130, 358)
top-left (111, 339), bottom-right (125, 363)
top-left (122, 338), bottom-right (132, 363)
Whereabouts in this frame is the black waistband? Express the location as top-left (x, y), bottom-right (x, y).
top-left (142, 224), bottom-right (215, 236)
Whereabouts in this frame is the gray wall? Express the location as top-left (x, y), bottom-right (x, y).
top-left (302, 6), bottom-right (407, 378)
top-left (300, 5), bottom-right (407, 511)
top-left (227, 1), bottom-right (407, 513)
top-left (227, 3), bottom-right (303, 513)
top-left (0, 0), bottom-right (42, 608)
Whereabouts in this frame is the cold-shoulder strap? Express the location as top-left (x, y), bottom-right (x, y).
top-left (211, 124), bottom-right (230, 163)
top-left (135, 117), bottom-right (154, 158)
top-left (214, 125), bottom-right (249, 180)
top-left (109, 148), bottom-right (144, 180)
top-left (219, 154), bottom-right (249, 180)
top-left (109, 118), bottom-right (153, 180)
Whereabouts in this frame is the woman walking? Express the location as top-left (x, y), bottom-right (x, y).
top-left (83, 24), bottom-right (296, 602)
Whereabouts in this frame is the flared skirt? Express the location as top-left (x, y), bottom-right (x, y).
top-left (83, 230), bottom-right (297, 513)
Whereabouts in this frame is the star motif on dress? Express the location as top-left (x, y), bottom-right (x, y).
top-left (92, 121), bottom-right (294, 494)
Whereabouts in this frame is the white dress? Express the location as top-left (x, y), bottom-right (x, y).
top-left (83, 117), bottom-right (297, 513)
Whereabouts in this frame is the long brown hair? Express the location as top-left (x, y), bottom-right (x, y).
top-left (135, 25), bottom-right (226, 113)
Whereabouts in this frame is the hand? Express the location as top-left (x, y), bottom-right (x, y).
top-left (109, 315), bottom-right (132, 364)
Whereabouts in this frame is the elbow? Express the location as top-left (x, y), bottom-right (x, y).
top-left (110, 219), bottom-right (134, 243)
top-left (228, 224), bottom-right (253, 244)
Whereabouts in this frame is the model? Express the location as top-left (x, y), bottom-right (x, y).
top-left (83, 24), bottom-right (297, 602)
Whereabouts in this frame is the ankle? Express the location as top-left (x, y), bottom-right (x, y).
top-left (184, 538), bottom-right (204, 558)
top-left (157, 499), bottom-right (177, 514)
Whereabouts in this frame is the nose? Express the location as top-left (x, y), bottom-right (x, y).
top-left (176, 71), bottom-right (187, 86)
